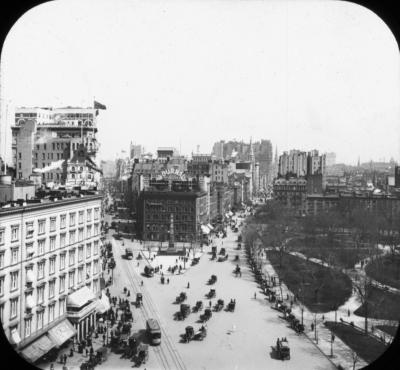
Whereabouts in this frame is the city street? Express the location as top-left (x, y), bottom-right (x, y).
top-left (101, 214), bottom-right (336, 370)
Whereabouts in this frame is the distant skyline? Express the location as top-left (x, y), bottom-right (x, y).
top-left (1, 0), bottom-right (400, 165)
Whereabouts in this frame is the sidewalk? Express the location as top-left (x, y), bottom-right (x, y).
top-left (259, 253), bottom-right (369, 370)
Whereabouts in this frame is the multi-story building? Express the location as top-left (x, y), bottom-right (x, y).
top-left (11, 106), bottom-right (102, 187)
top-left (136, 177), bottom-right (208, 248)
top-left (0, 193), bottom-right (103, 362)
top-left (272, 177), bottom-right (307, 215)
top-left (129, 143), bottom-right (143, 160)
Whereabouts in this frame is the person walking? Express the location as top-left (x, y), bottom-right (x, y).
top-left (254, 292), bottom-right (257, 299)
top-left (348, 308), bottom-right (350, 317)
top-left (50, 363), bottom-right (54, 370)
top-left (141, 280), bottom-right (144, 286)
top-left (167, 278), bottom-right (170, 284)
top-left (187, 282), bottom-right (190, 289)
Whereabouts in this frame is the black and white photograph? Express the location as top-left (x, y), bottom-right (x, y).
top-left (0, 0), bottom-right (399, 369)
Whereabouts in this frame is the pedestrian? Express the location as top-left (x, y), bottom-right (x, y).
top-left (167, 278), bottom-right (170, 284)
top-left (85, 348), bottom-right (89, 357)
top-left (141, 280), bottom-right (144, 286)
top-left (322, 314), bottom-right (325, 321)
top-left (187, 282), bottom-right (190, 289)
top-left (69, 348), bottom-right (73, 357)
top-left (287, 293), bottom-right (289, 300)
top-left (209, 300), bottom-right (212, 308)
top-left (64, 354), bottom-right (68, 364)
top-left (254, 292), bottom-right (256, 299)
top-left (50, 363), bottom-right (54, 370)
top-left (348, 309), bottom-right (350, 317)
top-left (102, 334), bottom-right (106, 344)
top-left (90, 346), bottom-right (94, 356)
top-left (311, 323), bottom-right (314, 331)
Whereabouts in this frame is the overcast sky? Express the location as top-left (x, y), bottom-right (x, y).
top-left (1, 0), bottom-right (399, 164)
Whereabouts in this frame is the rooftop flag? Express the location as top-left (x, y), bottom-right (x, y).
top-left (94, 100), bottom-right (106, 110)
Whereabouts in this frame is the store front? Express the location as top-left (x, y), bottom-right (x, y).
top-left (66, 286), bottom-right (98, 342)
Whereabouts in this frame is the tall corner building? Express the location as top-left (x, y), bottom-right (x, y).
top-left (11, 106), bottom-right (102, 188)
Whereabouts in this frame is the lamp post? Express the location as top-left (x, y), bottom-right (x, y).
top-left (330, 333), bottom-right (335, 357)
top-left (314, 314), bottom-right (318, 343)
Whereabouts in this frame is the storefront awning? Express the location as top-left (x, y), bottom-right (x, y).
top-left (10, 328), bottom-right (21, 344)
top-left (21, 335), bottom-right (55, 363)
top-left (67, 286), bottom-right (96, 308)
top-left (201, 225), bottom-right (210, 235)
top-left (47, 319), bottom-right (76, 347)
top-left (95, 293), bottom-right (111, 314)
top-left (207, 223), bottom-right (214, 231)
top-left (26, 269), bottom-right (35, 283)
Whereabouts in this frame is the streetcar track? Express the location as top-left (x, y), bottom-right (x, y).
top-left (114, 240), bottom-right (186, 370)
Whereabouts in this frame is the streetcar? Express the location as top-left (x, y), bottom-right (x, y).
top-left (146, 318), bottom-right (161, 345)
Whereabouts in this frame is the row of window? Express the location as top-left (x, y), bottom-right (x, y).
top-left (0, 259), bottom-right (99, 297)
top-left (1, 211), bottom-right (100, 244)
top-left (0, 238), bottom-right (99, 269)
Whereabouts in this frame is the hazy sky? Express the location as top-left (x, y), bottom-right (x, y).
top-left (1, 0), bottom-right (399, 164)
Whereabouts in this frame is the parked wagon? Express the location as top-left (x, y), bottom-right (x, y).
top-left (206, 289), bottom-right (216, 299)
top-left (208, 275), bottom-right (217, 284)
top-left (214, 299), bottom-right (224, 311)
top-left (135, 343), bottom-right (149, 366)
top-left (193, 300), bottom-right (203, 312)
top-left (200, 308), bottom-right (212, 322)
top-left (176, 292), bottom-right (187, 303)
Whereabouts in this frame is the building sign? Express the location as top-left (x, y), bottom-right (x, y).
top-left (160, 168), bottom-right (186, 181)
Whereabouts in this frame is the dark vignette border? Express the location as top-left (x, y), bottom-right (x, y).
top-left (0, 0), bottom-right (399, 369)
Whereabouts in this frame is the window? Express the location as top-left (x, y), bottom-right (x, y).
top-left (49, 236), bottom-right (56, 252)
top-left (86, 263), bottom-right (91, 280)
top-left (78, 211), bottom-right (84, 224)
top-left (37, 262), bottom-right (45, 280)
top-left (86, 243), bottom-right (91, 258)
top-left (10, 271), bottom-right (19, 291)
top-left (52, 143), bottom-right (55, 151)
top-left (94, 208), bottom-right (100, 220)
top-left (25, 317), bottom-right (32, 338)
top-left (93, 259), bottom-right (99, 274)
top-left (38, 239), bottom-right (45, 255)
top-left (93, 240), bottom-right (99, 256)
top-left (68, 271), bottom-right (75, 288)
top-left (86, 225), bottom-right (92, 238)
top-left (68, 250), bottom-right (75, 266)
top-left (11, 248), bottom-right (19, 264)
top-left (48, 303), bottom-right (55, 322)
top-left (0, 252), bottom-right (4, 268)
top-left (26, 222), bottom-right (34, 239)
top-left (78, 266), bottom-right (83, 284)
top-left (69, 212), bottom-right (76, 227)
top-left (42, 153), bottom-right (45, 160)
top-left (87, 209), bottom-right (92, 222)
top-left (49, 280), bottom-right (55, 298)
top-left (60, 233), bottom-right (66, 248)
top-left (94, 223), bottom-right (100, 235)
top-left (36, 144), bottom-right (40, 150)
top-left (60, 253), bottom-right (66, 270)
top-left (93, 279), bottom-right (99, 294)
top-left (60, 214), bottom-right (66, 229)
top-left (78, 228), bottom-right (84, 242)
top-left (11, 225), bottom-right (19, 242)
top-left (49, 257), bottom-right (56, 275)
top-left (50, 217), bottom-right (56, 232)
top-left (59, 275), bottom-right (65, 293)
top-left (0, 228), bottom-right (4, 245)
top-left (18, 152), bottom-right (21, 159)
top-left (37, 285), bottom-right (45, 304)
top-left (69, 230), bottom-right (76, 244)
top-left (38, 219), bottom-right (46, 235)
top-left (78, 246), bottom-right (83, 262)
top-left (37, 311), bottom-right (44, 330)
top-left (0, 276), bottom-right (4, 296)
top-left (44, 144), bottom-right (47, 150)
top-left (59, 298), bottom-right (65, 316)
top-left (10, 298), bottom-right (18, 319)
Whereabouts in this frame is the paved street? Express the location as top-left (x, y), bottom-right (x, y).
top-left (98, 214), bottom-right (336, 370)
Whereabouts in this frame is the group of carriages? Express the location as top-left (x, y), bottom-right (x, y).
top-left (110, 334), bottom-right (149, 367)
top-left (274, 300), bottom-right (304, 334)
top-left (80, 347), bottom-right (108, 370)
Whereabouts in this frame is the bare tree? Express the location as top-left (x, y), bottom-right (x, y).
top-left (353, 275), bottom-right (374, 334)
top-left (351, 350), bottom-right (359, 370)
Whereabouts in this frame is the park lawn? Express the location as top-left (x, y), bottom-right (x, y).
top-left (287, 237), bottom-right (381, 269)
top-left (266, 250), bottom-right (352, 313)
top-left (376, 325), bottom-right (399, 337)
top-left (324, 322), bottom-right (388, 364)
top-left (365, 255), bottom-right (400, 290)
top-left (353, 286), bottom-right (400, 321)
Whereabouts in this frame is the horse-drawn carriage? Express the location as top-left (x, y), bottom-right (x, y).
top-left (234, 255), bottom-right (240, 261)
top-left (135, 343), bottom-right (149, 367)
top-left (219, 248), bottom-right (226, 255)
top-left (136, 293), bottom-right (143, 308)
top-left (206, 289), bottom-right (216, 299)
top-left (273, 338), bottom-right (290, 360)
top-left (176, 303), bottom-right (190, 320)
top-left (227, 300), bottom-right (236, 312)
top-left (176, 292), bottom-right (187, 303)
top-left (208, 275), bottom-right (217, 285)
top-left (194, 325), bottom-right (207, 341)
top-left (191, 257), bottom-right (200, 266)
top-left (200, 308), bottom-right (212, 322)
top-left (234, 265), bottom-right (241, 276)
top-left (214, 299), bottom-right (224, 312)
top-left (193, 300), bottom-right (203, 312)
top-left (290, 318), bottom-right (304, 333)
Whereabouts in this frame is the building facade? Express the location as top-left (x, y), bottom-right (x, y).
top-left (0, 194), bottom-right (103, 358)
